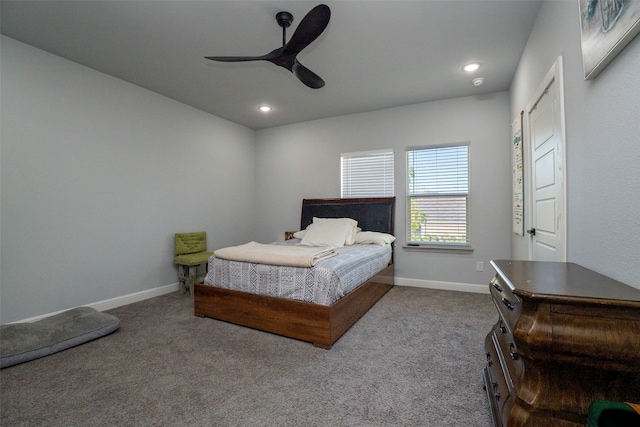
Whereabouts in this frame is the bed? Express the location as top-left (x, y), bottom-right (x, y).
top-left (194, 197), bottom-right (395, 348)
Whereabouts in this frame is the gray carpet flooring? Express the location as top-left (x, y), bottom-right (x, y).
top-left (1, 286), bottom-right (497, 426)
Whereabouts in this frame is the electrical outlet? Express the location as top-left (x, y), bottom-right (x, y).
top-left (476, 262), bottom-right (484, 272)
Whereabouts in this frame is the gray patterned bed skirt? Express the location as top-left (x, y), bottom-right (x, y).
top-left (204, 242), bottom-right (392, 306)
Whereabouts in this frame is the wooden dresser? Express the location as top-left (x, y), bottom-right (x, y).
top-left (483, 260), bottom-right (640, 427)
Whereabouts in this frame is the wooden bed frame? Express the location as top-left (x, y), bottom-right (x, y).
top-left (194, 197), bottom-right (395, 348)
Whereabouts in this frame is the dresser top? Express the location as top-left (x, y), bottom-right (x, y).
top-left (491, 260), bottom-right (640, 307)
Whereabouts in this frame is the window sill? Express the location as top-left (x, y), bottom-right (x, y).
top-left (401, 244), bottom-right (474, 254)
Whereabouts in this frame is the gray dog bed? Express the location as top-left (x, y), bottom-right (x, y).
top-left (0, 307), bottom-right (120, 368)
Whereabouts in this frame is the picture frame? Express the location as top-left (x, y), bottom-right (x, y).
top-left (578, 0), bottom-right (640, 79)
top-left (512, 113), bottom-right (524, 236)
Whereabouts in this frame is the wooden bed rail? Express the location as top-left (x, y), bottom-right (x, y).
top-left (194, 264), bottom-right (393, 348)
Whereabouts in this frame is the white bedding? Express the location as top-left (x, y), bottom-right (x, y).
top-left (213, 241), bottom-right (336, 267)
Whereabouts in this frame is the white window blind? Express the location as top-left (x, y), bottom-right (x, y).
top-left (341, 149), bottom-right (394, 198)
top-left (406, 144), bottom-right (469, 245)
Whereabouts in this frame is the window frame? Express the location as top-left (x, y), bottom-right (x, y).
top-left (405, 142), bottom-right (472, 251)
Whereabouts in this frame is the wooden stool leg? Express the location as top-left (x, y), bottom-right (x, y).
top-left (178, 264), bottom-right (186, 294)
top-left (188, 265), bottom-right (196, 296)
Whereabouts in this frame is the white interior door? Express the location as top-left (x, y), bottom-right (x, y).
top-left (526, 58), bottom-right (566, 262)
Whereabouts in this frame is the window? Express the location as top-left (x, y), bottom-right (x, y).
top-left (341, 149), bottom-right (394, 198)
top-left (406, 143), bottom-right (469, 246)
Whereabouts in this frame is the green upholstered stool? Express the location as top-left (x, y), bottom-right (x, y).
top-left (173, 232), bottom-right (213, 295)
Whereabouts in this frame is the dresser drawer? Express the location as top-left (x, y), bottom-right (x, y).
top-left (492, 321), bottom-right (523, 391)
top-left (490, 275), bottom-right (521, 330)
top-left (483, 367), bottom-right (503, 427)
top-left (484, 329), bottom-right (512, 423)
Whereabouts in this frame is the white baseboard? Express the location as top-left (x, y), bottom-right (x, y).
top-left (14, 278), bottom-right (485, 324)
top-left (90, 282), bottom-right (181, 312)
top-left (395, 277), bottom-right (489, 294)
top-left (13, 282), bottom-right (180, 324)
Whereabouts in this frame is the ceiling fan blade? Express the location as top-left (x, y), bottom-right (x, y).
top-left (205, 56), bottom-right (264, 62)
top-left (292, 59), bottom-right (325, 89)
top-left (206, 47), bottom-right (283, 63)
top-left (283, 4), bottom-right (330, 57)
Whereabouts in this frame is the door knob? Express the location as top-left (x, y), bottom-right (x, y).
top-left (527, 228), bottom-right (536, 236)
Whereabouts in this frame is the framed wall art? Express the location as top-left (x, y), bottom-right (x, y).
top-left (512, 112), bottom-right (524, 236)
top-left (578, 0), bottom-right (640, 79)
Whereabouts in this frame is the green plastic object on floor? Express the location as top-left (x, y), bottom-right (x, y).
top-left (587, 400), bottom-right (640, 427)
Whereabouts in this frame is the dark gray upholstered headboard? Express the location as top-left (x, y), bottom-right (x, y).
top-left (301, 198), bottom-right (395, 235)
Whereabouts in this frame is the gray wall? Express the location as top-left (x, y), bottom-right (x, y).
top-left (510, 1), bottom-right (640, 288)
top-left (0, 37), bottom-right (257, 323)
top-left (254, 93), bottom-right (513, 286)
top-left (7, 0), bottom-right (635, 323)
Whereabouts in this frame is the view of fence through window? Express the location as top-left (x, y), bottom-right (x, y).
top-left (407, 144), bottom-right (469, 245)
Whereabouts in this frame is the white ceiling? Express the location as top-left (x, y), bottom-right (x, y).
top-left (1, 0), bottom-right (542, 130)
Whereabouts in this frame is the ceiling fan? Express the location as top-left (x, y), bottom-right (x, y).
top-left (205, 4), bottom-right (331, 89)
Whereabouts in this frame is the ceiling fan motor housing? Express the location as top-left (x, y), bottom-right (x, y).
top-left (276, 11), bottom-right (293, 28)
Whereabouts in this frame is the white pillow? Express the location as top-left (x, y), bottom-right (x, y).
top-left (293, 230), bottom-right (306, 239)
top-left (299, 220), bottom-right (354, 247)
top-left (313, 217), bottom-right (358, 245)
top-left (354, 231), bottom-right (396, 245)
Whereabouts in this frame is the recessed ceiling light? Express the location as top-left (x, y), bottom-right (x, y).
top-left (463, 63), bottom-right (481, 72)
top-left (472, 77), bottom-right (485, 87)
top-left (259, 105), bottom-right (272, 113)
